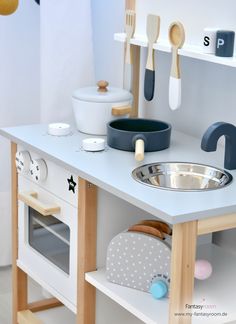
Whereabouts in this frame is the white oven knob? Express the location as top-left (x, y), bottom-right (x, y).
top-left (15, 151), bottom-right (31, 174)
top-left (30, 159), bottom-right (48, 182)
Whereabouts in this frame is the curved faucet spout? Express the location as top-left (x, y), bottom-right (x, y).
top-left (201, 122), bottom-right (236, 170)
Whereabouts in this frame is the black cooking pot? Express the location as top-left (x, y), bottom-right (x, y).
top-left (107, 118), bottom-right (172, 161)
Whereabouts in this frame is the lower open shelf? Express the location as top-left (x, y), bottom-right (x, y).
top-left (87, 267), bottom-right (167, 324)
top-left (25, 275), bottom-right (76, 324)
top-left (86, 244), bottom-right (236, 324)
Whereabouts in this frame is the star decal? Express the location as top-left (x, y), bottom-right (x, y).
top-left (67, 175), bottom-right (77, 193)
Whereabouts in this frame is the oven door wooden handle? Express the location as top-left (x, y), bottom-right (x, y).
top-left (18, 191), bottom-right (61, 216)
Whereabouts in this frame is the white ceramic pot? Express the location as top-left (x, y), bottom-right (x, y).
top-left (72, 81), bottom-right (133, 135)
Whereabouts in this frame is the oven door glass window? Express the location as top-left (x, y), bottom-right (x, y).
top-left (28, 207), bottom-right (70, 274)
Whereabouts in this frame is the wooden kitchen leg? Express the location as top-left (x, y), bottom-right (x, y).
top-left (77, 179), bottom-right (97, 324)
top-left (11, 142), bottom-right (28, 324)
top-left (126, 0), bottom-right (136, 10)
top-left (129, 44), bottom-right (140, 118)
top-left (169, 221), bottom-right (198, 324)
top-left (17, 310), bottom-right (42, 324)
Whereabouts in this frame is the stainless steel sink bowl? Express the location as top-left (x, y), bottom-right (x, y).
top-left (132, 162), bottom-right (233, 192)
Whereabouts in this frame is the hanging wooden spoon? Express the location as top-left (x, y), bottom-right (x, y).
top-left (168, 22), bottom-right (185, 110)
top-left (0, 0), bottom-right (18, 15)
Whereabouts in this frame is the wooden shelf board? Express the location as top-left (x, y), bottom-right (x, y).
top-left (114, 33), bottom-right (236, 68)
top-left (86, 244), bottom-right (236, 324)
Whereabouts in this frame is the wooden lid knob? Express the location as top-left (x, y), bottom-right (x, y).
top-left (97, 80), bottom-right (109, 93)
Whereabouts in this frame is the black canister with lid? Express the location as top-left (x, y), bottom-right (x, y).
top-left (215, 30), bottom-right (235, 57)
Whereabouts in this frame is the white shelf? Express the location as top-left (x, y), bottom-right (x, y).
top-left (86, 244), bottom-right (236, 324)
top-left (86, 268), bottom-right (168, 324)
top-left (114, 33), bottom-right (236, 68)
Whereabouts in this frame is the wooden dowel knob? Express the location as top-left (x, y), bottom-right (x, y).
top-left (135, 139), bottom-right (145, 161)
top-left (97, 80), bottom-right (109, 93)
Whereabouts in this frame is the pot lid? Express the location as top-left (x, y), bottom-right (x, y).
top-left (72, 80), bottom-right (133, 103)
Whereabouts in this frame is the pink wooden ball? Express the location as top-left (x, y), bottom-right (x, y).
top-left (195, 259), bottom-right (212, 280)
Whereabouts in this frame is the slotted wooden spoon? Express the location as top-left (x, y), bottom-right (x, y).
top-left (124, 10), bottom-right (136, 91)
top-left (168, 21), bottom-right (185, 110)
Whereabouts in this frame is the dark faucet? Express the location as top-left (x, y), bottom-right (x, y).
top-left (201, 122), bottom-right (236, 170)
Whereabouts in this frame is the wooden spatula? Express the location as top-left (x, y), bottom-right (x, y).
top-left (144, 15), bottom-right (160, 101)
top-left (168, 22), bottom-right (185, 110)
top-left (124, 10), bottom-right (136, 92)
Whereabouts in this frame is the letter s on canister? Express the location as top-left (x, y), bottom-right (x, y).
top-left (202, 28), bottom-right (219, 54)
top-left (204, 36), bottom-right (210, 46)
top-left (216, 30), bottom-right (235, 57)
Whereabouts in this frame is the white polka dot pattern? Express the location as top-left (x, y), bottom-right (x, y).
top-left (106, 232), bottom-right (171, 294)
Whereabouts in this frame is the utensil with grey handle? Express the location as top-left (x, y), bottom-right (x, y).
top-left (144, 15), bottom-right (160, 101)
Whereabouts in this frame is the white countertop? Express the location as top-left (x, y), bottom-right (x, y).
top-left (1, 124), bottom-right (236, 224)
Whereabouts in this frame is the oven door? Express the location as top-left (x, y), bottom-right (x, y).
top-left (28, 206), bottom-right (70, 275)
top-left (18, 187), bottom-right (78, 313)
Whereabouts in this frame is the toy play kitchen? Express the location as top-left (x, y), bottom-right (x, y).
top-left (2, 1), bottom-right (236, 324)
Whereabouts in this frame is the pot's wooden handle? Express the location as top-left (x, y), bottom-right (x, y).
top-left (135, 139), bottom-right (145, 161)
top-left (18, 191), bottom-right (61, 216)
top-left (128, 224), bottom-right (164, 240)
top-left (112, 105), bottom-right (132, 116)
top-left (0, 0), bottom-right (18, 15)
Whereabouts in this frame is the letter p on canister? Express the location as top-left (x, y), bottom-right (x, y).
top-left (216, 30), bottom-right (235, 57)
top-left (217, 38), bottom-right (224, 48)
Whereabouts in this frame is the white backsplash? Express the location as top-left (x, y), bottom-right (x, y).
top-left (91, 0), bottom-right (236, 255)
top-left (40, 0), bottom-right (95, 124)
